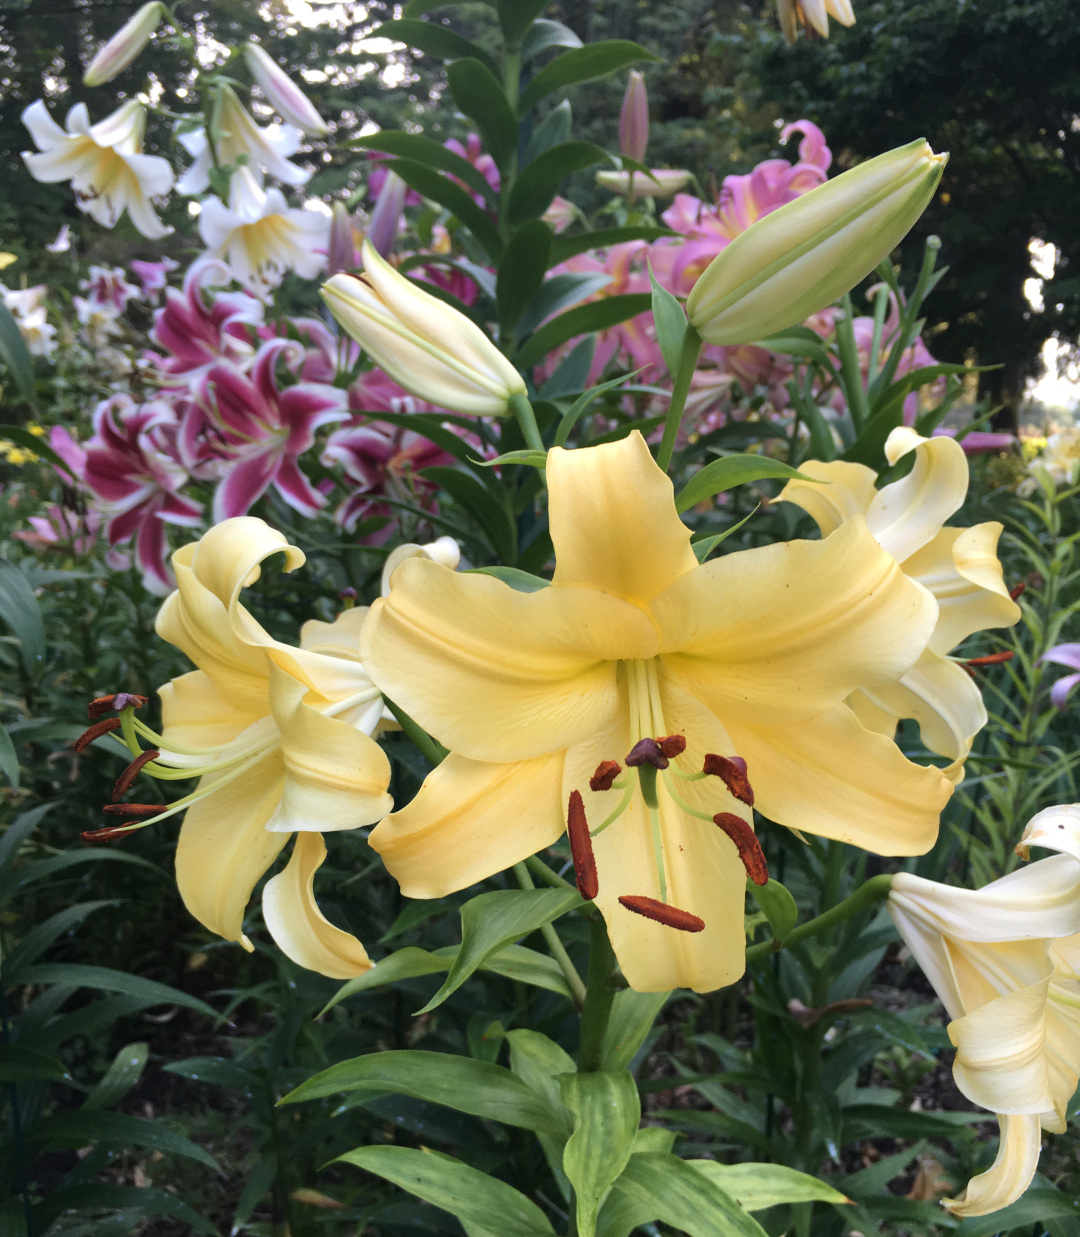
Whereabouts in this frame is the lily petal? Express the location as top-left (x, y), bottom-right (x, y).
top-left (867, 429), bottom-right (969, 563)
top-left (158, 667), bottom-right (267, 754)
top-left (779, 458), bottom-right (877, 536)
top-left (368, 751), bottom-right (566, 897)
top-left (1017, 804), bottom-right (1080, 864)
top-left (262, 832), bottom-right (372, 979)
top-left (942, 1114), bottom-right (1042, 1218)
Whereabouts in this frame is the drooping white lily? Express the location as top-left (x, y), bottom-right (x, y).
top-left (21, 99), bottom-right (174, 238)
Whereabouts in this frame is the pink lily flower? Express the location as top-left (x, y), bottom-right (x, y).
top-left (198, 338), bottom-right (348, 522)
top-left (80, 264), bottom-right (138, 312)
top-left (130, 256), bottom-right (179, 301)
top-left (1040, 644), bottom-right (1080, 711)
top-left (147, 256), bottom-right (264, 388)
top-left (443, 133), bottom-right (501, 205)
top-left (13, 504), bottom-right (102, 556)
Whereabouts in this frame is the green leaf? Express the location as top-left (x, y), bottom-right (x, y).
top-left (549, 226), bottom-right (675, 267)
top-left (753, 325), bottom-right (833, 366)
top-left (0, 1043), bottom-right (67, 1083)
top-left (846, 1007), bottom-right (935, 1059)
top-left (233, 1153), bottom-right (277, 1233)
top-left (526, 99), bottom-right (573, 164)
top-left (519, 41), bottom-right (661, 115)
top-left (522, 20), bottom-right (583, 61)
top-left (0, 561), bottom-right (45, 671)
top-left (631, 1126), bottom-right (676, 1154)
top-left (390, 158), bottom-right (504, 260)
top-left (446, 59), bottom-right (519, 173)
top-left (281, 1049), bottom-right (566, 1134)
top-left (372, 19), bottom-right (501, 79)
top-left (338, 1145), bottom-right (556, 1236)
top-left (323, 946), bottom-right (451, 1013)
top-left (0, 725), bottom-right (17, 791)
top-left (349, 131), bottom-right (496, 205)
top-left (418, 886), bottom-right (583, 1013)
top-left (484, 943), bottom-right (573, 996)
top-left (83, 1042), bottom-right (148, 1111)
top-left (648, 263), bottom-right (688, 380)
top-left (509, 142), bottom-right (612, 224)
top-left (843, 1104), bottom-right (983, 1140)
top-left (497, 0), bottom-right (549, 43)
top-left (420, 465), bottom-right (517, 561)
top-left (518, 272), bottom-right (611, 339)
top-left (507, 1029), bottom-right (576, 1122)
top-left (691, 506), bottom-right (760, 562)
top-left (477, 449), bottom-right (549, 469)
top-left (748, 879), bottom-right (798, 948)
top-left (690, 1162), bottom-right (851, 1210)
top-left (17, 964), bottom-right (219, 1020)
top-left (30, 1185), bottom-right (217, 1236)
top-left (561, 1071), bottom-right (641, 1237)
top-left (29, 1111), bottom-right (219, 1170)
top-left (470, 565), bottom-right (552, 592)
top-left (0, 803), bottom-right (51, 871)
top-left (163, 1056), bottom-right (258, 1090)
top-left (675, 456), bottom-right (821, 514)
top-left (952, 1189), bottom-right (1080, 1236)
top-left (601, 1152), bottom-right (768, 1237)
top-left (497, 219), bottom-right (553, 332)
top-left (601, 989), bottom-right (669, 1071)
top-left (2, 900), bottom-right (115, 979)
top-left (0, 297), bottom-right (34, 406)
top-left (515, 293), bottom-right (652, 369)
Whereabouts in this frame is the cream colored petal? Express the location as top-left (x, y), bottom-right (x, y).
top-left (656, 517), bottom-right (937, 727)
top-left (548, 431), bottom-right (698, 604)
top-left (867, 429), bottom-right (969, 563)
top-left (725, 704), bottom-right (951, 854)
top-left (299, 605), bottom-right (369, 658)
top-left (368, 752), bottom-right (566, 898)
top-left (851, 649), bottom-right (987, 780)
top-left (262, 832), bottom-right (372, 979)
top-left (1018, 804), bottom-right (1080, 863)
top-left (266, 662), bottom-right (392, 833)
top-left (778, 458), bottom-right (877, 537)
top-left (903, 523), bottom-right (1020, 655)
top-left (381, 536), bottom-right (460, 597)
top-left (174, 751), bottom-right (288, 947)
top-left (942, 1114), bottom-right (1042, 1218)
top-left (1044, 978), bottom-right (1080, 1118)
top-left (361, 559), bottom-right (657, 761)
top-left (158, 668), bottom-right (267, 753)
top-left (889, 891), bottom-right (967, 1021)
top-left (565, 673), bottom-right (749, 994)
top-left (949, 980), bottom-right (1056, 1114)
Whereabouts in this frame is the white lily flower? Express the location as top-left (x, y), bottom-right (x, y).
top-left (1, 285), bottom-right (56, 358)
top-left (198, 167), bottom-right (329, 297)
top-left (244, 43), bottom-right (329, 138)
top-left (889, 803), bottom-right (1080, 1218)
top-left (21, 99), bottom-right (174, 239)
top-left (176, 86), bottom-right (310, 196)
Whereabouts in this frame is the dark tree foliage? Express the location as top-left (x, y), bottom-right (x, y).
top-left (734, 0), bottom-right (1080, 422)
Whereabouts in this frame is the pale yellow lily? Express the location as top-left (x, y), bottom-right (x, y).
top-left (889, 804), bottom-right (1080, 1217)
top-left (781, 427), bottom-right (1020, 781)
top-left (361, 431), bottom-right (950, 994)
top-left (147, 517), bottom-right (392, 978)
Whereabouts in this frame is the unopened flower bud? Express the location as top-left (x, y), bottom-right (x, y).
top-left (619, 71), bottom-right (649, 163)
top-left (322, 241), bottom-right (526, 418)
top-left (244, 42), bottom-right (329, 138)
top-left (686, 138), bottom-right (947, 346)
top-left (327, 201), bottom-right (359, 277)
top-left (596, 168), bottom-right (690, 199)
top-left (83, 2), bottom-right (166, 86)
top-left (366, 170), bottom-right (406, 259)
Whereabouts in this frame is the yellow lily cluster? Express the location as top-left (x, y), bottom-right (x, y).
top-left (890, 805), bottom-right (1080, 1216)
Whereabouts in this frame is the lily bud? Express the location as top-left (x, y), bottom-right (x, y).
top-left (243, 43), bottom-right (329, 138)
top-left (326, 201), bottom-right (359, 277)
top-left (686, 138), bottom-right (947, 346)
top-left (596, 168), bottom-right (691, 199)
top-left (619, 70), bottom-right (649, 163)
top-left (366, 170), bottom-right (406, 258)
top-left (322, 241), bottom-right (526, 417)
top-left (83, 2), bottom-right (166, 86)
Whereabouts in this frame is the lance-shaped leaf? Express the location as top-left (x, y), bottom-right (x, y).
top-left (418, 886), bottom-right (583, 1013)
top-left (601, 989), bottom-right (670, 1071)
top-left (561, 1071), bottom-right (641, 1237)
top-left (509, 142), bottom-right (613, 224)
top-left (497, 220), bottom-right (553, 332)
top-left (0, 1044), bottom-right (67, 1083)
top-left (0, 561), bottom-right (45, 671)
top-left (279, 1049), bottom-right (567, 1134)
top-left (517, 272), bottom-right (612, 340)
top-left (338, 1146), bottom-right (557, 1237)
top-left (373, 19), bottom-right (501, 79)
top-left (515, 293), bottom-right (652, 368)
top-left (389, 158), bottom-right (503, 260)
top-left (497, 0), bottom-right (550, 43)
top-left (519, 41), bottom-right (661, 115)
top-left (83, 1042), bottom-right (149, 1110)
top-left (689, 1161), bottom-right (851, 1210)
top-left (675, 456), bottom-right (821, 514)
top-left (349, 132), bottom-right (496, 204)
top-left (649, 263), bottom-right (688, 380)
top-left (447, 59), bottom-right (519, 173)
top-left (550, 226), bottom-right (675, 266)
top-left (28, 1111), bottom-right (219, 1170)
top-left (0, 297), bottom-right (35, 406)
top-left (523, 20), bottom-right (583, 61)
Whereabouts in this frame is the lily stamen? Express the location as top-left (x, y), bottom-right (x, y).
top-left (590, 760), bottom-right (622, 792)
top-left (713, 812), bottom-right (769, 886)
top-left (567, 790), bottom-right (599, 900)
top-left (88, 692), bottom-right (148, 719)
top-left (112, 748), bottom-right (160, 801)
top-left (702, 753), bottom-right (755, 806)
top-left (74, 717), bottom-right (122, 753)
top-left (618, 894), bottom-right (705, 933)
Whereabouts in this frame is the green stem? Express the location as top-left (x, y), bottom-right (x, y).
top-left (744, 873), bottom-right (893, 963)
top-left (576, 916), bottom-right (617, 1071)
top-left (525, 853), bottom-right (578, 894)
top-left (835, 293), bottom-right (870, 431)
top-left (383, 696), bottom-right (447, 766)
top-left (513, 863), bottom-right (586, 1008)
top-left (656, 324), bottom-right (702, 472)
top-left (508, 391), bottom-right (546, 455)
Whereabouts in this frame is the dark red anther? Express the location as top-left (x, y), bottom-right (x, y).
top-left (702, 754), bottom-right (754, 807)
top-left (713, 812), bottom-right (769, 886)
top-left (1009, 583), bottom-right (1026, 602)
top-left (339, 586), bottom-right (358, 600)
top-left (656, 735), bottom-right (686, 759)
top-left (618, 895), bottom-right (705, 933)
top-left (73, 717), bottom-right (122, 753)
top-left (567, 790), bottom-right (598, 900)
top-left (102, 803), bottom-right (164, 818)
top-left (82, 824), bottom-right (139, 843)
top-left (625, 738), bottom-right (668, 770)
top-left (965, 651), bottom-right (1015, 667)
top-left (112, 749), bottom-right (159, 802)
top-left (590, 761), bottom-right (622, 792)
top-left (88, 692), bottom-right (148, 720)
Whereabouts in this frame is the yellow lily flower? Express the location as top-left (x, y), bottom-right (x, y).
top-left (781, 427), bottom-right (1021, 781)
top-left (889, 804), bottom-right (1080, 1217)
top-left (148, 517), bottom-right (392, 978)
top-left (361, 431), bottom-right (950, 994)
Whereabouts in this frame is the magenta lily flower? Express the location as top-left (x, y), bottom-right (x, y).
top-left (130, 256), bottom-right (178, 301)
top-left (14, 504), bottom-right (102, 556)
top-left (198, 338), bottom-right (348, 522)
top-left (1041, 644), bottom-right (1080, 711)
top-left (148, 257), bottom-right (264, 388)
